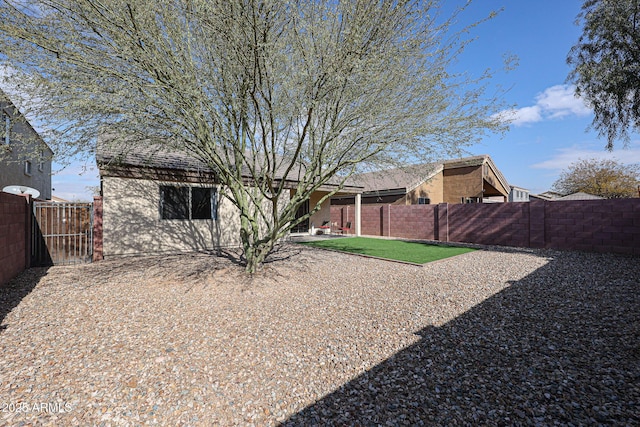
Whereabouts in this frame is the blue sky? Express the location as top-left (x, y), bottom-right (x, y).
top-left (455, 0), bottom-right (640, 194)
top-left (34, 0), bottom-right (640, 199)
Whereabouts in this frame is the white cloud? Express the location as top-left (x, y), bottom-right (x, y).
top-left (531, 142), bottom-right (640, 170)
top-left (497, 84), bottom-right (592, 126)
top-left (497, 105), bottom-right (542, 126)
top-left (535, 85), bottom-right (591, 118)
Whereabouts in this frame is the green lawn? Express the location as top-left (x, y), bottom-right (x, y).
top-left (299, 237), bottom-right (475, 264)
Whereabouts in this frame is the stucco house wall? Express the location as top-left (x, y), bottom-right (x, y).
top-left (102, 176), bottom-right (247, 257)
top-left (442, 166), bottom-right (483, 204)
top-left (0, 94), bottom-right (53, 200)
top-left (337, 155), bottom-right (509, 207)
top-left (483, 162), bottom-right (510, 197)
top-left (400, 171), bottom-right (444, 205)
top-left (307, 191), bottom-right (332, 228)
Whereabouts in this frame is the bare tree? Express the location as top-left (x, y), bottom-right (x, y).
top-left (0, 0), bottom-right (506, 272)
top-left (552, 158), bottom-right (640, 198)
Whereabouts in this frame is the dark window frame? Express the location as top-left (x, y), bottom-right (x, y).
top-left (2, 111), bottom-right (9, 145)
top-left (160, 185), bottom-right (217, 220)
top-left (38, 149), bottom-right (45, 172)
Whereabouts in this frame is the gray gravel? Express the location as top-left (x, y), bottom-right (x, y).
top-left (0, 244), bottom-right (638, 426)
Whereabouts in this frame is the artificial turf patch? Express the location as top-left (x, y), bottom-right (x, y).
top-left (300, 237), bottom-right (475, 264)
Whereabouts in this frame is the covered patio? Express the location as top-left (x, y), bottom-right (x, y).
top-left (290, 184), bottom-right (363, 237)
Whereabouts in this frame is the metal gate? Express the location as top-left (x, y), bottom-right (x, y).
top-left (32, 201), bottom-right (93, 266)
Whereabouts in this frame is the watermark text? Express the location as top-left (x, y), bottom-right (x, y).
top-left (1, 402), bottom-right (72, 414)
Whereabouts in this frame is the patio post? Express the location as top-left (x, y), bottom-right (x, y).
top-left (355, 193), bottom-right (361, 236)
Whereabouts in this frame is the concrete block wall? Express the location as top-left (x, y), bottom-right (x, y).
top-left (382, 204), bottom-right (437, 240)
top-left (448, 202), bottom-right (530, 248)
top-left (0, 192), bottom-right (30, 286)
top-left (331, 199), bottom-right (640, 255)
top-left (544, 198), bottom-right (640, 254)
top-left (93, 196), bottom-right (103, 262)
top-left (330, 205), bottom-right (356, 234)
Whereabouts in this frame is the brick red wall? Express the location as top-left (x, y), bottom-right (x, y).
top-left (362, 206), bottom-right (384, 237)
top-left (93, 196), bottom-right (103, 262)
top-left (544, 198), bottom-right (639, 254)
top-left (330, 205), bottom-right (357, 234)
top-left (331, 205), bottom-right (437, 238)
top-left (383, 204), bottom-right (437, 240)
top-left (448, 202), bottom-right (530, 247)
top-left (0, 192), bottom-right (30, 286)
top-left (332, 199), bottom-right (640, 255)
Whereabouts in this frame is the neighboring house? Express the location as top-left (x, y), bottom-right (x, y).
top-left (555, 192), bottom-right (604, 201)
top-left (531, 191), bottom-right (603, 201)
top-left (530, 191), bottom-right (563, 201)
top-left (96, 140), bottom-right (362, 257)
top-left (509, 185), bottom-right (530, 202)
top-left (332, 154), bottom-right (510, 206)
top-left (0, 89), bottom-right (53, 200)
top-left (50, 195), bottom-right (71, 203)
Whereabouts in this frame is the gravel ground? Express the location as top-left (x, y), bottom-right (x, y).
top-left (0, 244), bottom-right (638, 426)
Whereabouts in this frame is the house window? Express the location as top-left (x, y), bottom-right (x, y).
top-left (160, 185), bottom-right (217, 220)
top-left (192, 187), bottom-right (214, 219)
top-left (38, 150), bottom-right (45, 172)
top-left (24, 160), bottom-right (32, 176)
top-left (417, 197), bottom-right (430, 205)
top-left (161, 186), bottom-right (188, 219)
top-left (2, 111), bottom-right (9, 145)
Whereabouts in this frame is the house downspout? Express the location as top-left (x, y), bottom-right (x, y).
top-left (355, 194), bottom-right (361, 236)
top-left (388, 204), bottom-right (391, 237)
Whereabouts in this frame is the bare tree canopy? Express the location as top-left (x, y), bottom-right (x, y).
top-left (0, 0), bottom-right (506, 272)
top-left (552, 158), bottom-right (640, 199)
top-left (567, 0), bottom-right (640, 150)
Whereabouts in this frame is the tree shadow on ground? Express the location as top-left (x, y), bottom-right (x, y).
top-left (282, 251), bottom-right (639, 425)
top-left (0, 267), bottom-right (49, 333)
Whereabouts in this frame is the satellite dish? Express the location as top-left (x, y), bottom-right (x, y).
top-left (2, 185), bottom-right (40, 199)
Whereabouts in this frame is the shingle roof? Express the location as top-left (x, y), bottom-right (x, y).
top-left (352, 154), bottom-right (509, 195)
top-left (352, 163), bottom-right (443, 193)
top-left (96, 142), bottom-right (210, 172)
top-left (557, 192), bottom-right (604, 201)
top-left (95, 134), bottom-right (363, 191)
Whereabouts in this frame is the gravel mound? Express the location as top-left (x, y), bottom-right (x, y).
top-left (0, 245), bottom-right (638, 426)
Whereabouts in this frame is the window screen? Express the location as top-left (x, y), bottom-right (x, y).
top-left (160, 186), bottom-right (216, 220)
top-left (161, 186), bottom-right (189, 219)
top-left (192, 187), bottom-right (213, 219)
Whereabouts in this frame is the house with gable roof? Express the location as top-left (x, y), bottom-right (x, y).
top-left (332, 154), bottom-right (510, 206)
top-left (96, 137), bottom-right (363, 257)
top-left (0, 89), bottom-right (53, 200)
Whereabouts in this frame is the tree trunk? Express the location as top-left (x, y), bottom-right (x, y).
top-left (244, 242), bottom-right (272, 274)
top-left (242, 234), bottom-right (275, 274)
top-left (239, 212), bottom-right (277, 274)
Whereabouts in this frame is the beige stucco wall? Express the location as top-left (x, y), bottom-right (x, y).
top-left (483, 162), bottom-right (509, 197)
top-left (288, 189), bottom-right (333, 232)
top-left (401, 171), bottom-right (444, 205)
top-left (308, 191), bottom-right (332, 228)
top-left (443, 165), bottom-right (483, 204)
top-left (102, 176), bottom-right (244, 257)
